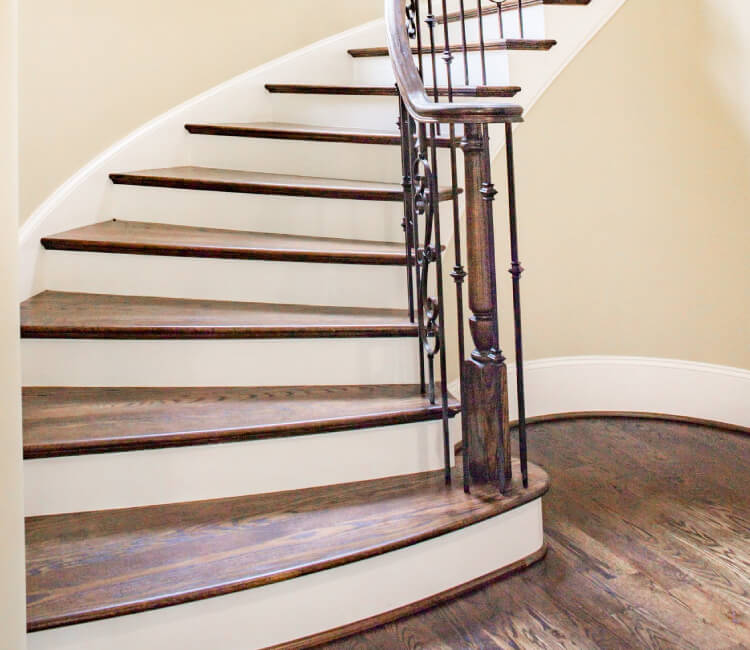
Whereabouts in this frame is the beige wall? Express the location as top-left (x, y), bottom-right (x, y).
top-left (19, 0), bottom-right (382, 220)
top-left (446, 0), bottom-right (749, 376)
top-left (18, 0), bottom-right (749, 372)
top-left (1, 0), bottom-right (27, 647)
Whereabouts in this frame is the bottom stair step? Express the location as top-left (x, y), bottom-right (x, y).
top-left (26, 459), bottom-right (549, 641)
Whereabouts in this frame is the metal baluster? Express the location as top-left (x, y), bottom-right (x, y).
top-left (504, 122), bottom-right (528, 487)
top-left (490, 0), bottom-right (505, 39)
top-left (414, 0), bottom-right (425, 79)
top-left (476, 0), bottom-right (488, 85)
top-left (428, 122), bottom-right (452, 484)
top-left (457, 0), bottom-right (470, 85)
top-left (425, 0), bottom-right (440, 134)
top-left (517, 0), bottom-right (524, 39)
top-left (398, 97), bottom-right (416, 323)
top-left (413, 120), bottom-right (428, 394)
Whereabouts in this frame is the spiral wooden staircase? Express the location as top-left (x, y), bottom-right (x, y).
top-left (19, 1), bottom-right (600, 647)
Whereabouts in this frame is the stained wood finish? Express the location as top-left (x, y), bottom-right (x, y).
top-left (25, 458), bottom-right (548, 631)
top-left (264, 84), bottom-right (521, 97)
top-left (348, 39), bottom-right (557, 58)
top-left (325, 417), bottom-right (750, 649)
top-left (185, 121), bottom-right (455, 146)
top-left (20, 291), bottom-right (418, 340)
top-left (438, 0), bottom-right (592, 24)
top-left (23, 384), bottom-right (460, 458)
top-left (41, 220), bottom-right (410, 266)
top-left (109, 166), bottom-right (459, 202)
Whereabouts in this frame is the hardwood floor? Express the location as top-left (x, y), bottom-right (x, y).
top-left (324, 417), bottom-right (750, 649)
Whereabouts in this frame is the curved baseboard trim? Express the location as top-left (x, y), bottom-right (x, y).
top-left (269, 542), bottom-right (549, 650)
top-left (449, 356), bottom-right (750, 431)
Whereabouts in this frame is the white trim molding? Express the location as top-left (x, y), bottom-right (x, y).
top-left (450, 356), bottom-right (750, 430)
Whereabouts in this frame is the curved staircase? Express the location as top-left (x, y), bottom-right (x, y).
top-left (19, 1), bottom-right (624, 647)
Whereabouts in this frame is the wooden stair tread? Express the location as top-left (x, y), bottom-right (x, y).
top-left (26, 458), bottom-right (549, 631)
top-left (438, 0), bottom-right (591, 24)
top-left (41, 220), bottom-right (409, 266)
top-left (23, 385), bottom-right (460, 457)
top-left (109, 166), bottom-right (459, 202)
top-left (20, 291), bottom-right (417, 340)
top-left (265, 83), bottom-right (521, 97)
top-left (185, 121), bottom-right (455, 146)
top-left (348, 39), bottom-right (557, 58)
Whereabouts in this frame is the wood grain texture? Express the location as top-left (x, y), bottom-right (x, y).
top-left (25, 458), bottom-right (549, 631)
top-left (23, 384), bottom-right (460, 458)
top-left (437, 0), bottom-right (592, 24)
top-left (185, 121), bottom-right (455, 146)
top-left (264, 84), bottom-right (521, 97)
top-left (325, 417), bottom-right (750, 649)
top-left (348, 39), bottom-right (557, 58)
top-left (41, 220), bottom-right (410, 266)
top-left (20, 291), bottom-right (418, 340)
top-left (109, 166), bottom-right (460, 202)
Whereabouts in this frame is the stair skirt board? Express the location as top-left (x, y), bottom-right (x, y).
top-left (27, 499), bottom-right (544, 650)
top-left (41, 250), bottom-right (410, 309)
top-left (24, 419), bottom-right (454, 516)
top-left (21, 338), bottom-right (421, 386)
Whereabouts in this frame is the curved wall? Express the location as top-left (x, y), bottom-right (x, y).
top-left (19, 0), bottom-right (382, 221)
top-left (448, 0), bottom-right (749, 377)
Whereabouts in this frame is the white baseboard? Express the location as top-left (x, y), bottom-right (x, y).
top-left (449, 355), bottom-right (750, 430)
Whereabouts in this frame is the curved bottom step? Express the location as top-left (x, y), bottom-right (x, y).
top-left (27, 461), bottom-right (548, 649)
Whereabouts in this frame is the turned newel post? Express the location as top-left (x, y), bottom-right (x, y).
top-left (460, 123), bottom-right (512, 493)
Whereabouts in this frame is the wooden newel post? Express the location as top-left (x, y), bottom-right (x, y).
top-left (460, 123), bottom-right (512, 493)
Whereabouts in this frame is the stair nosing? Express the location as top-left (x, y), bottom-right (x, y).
top-left (347, 39), bottom-right (558, 58)
top-left (41, 221), bottom-right (409, 266)
top-left (264, 83), bottom-right (521, 98)
top-left (109, 167), bottom-right (460, 202)
top-left (23, 389), bottom-right (460, 458)
top-left (20, 291), bottom-right (418, 341)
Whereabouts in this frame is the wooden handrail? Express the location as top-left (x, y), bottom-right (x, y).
top-left (385, 0), bottom-right (523, 124)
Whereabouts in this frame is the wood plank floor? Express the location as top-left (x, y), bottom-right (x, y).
top-left (325, 417), bottom-right (750, 649)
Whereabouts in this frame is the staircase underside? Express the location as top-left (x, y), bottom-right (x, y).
top-left (26, 459), bottom-right (549, 633)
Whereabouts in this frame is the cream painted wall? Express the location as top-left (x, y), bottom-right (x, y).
top-left (446, 0), bottom-right (749, 377)
top-left (19, 0), bottom-right (381, 220)
top-left (0, 0), bottom-right (27, 647)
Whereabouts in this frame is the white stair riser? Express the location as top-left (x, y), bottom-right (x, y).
top-left (352, 50), bottom-right (511, 87)
top-left (22, 338), bottom-right (422, 386)
top-left (25, 419), bottom-right (454, 516)
top-left (190, 134), bottom-right (404, 184)
top-left (42, 251), bottom-right (410, 308)
top-left (27, 500), bottom-right (544, 650)
top-left (443, 5), bottom-right (547, 42)
top-left (112, 185), bottom-right (409, 242)
top-left (270, 93), bottom-right (401, 131)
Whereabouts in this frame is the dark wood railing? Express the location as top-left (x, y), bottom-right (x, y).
top-left (387, 0), bottom-right (529, 492)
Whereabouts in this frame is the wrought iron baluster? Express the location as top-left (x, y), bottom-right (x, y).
top-left (490, 0), bottom-right (505, 39)
top-left (412, 120), bottom-right (428, 394)
top-left (457, 0), bottom-right (470, 85)
top-left (517, 0), bottom-right (524, 39)
top-left (476, 0), bottom-right (488, 85)
top-left (504, 122), bottom-right (528, 487)
top-left (398, 97), bottom-right (416, 323)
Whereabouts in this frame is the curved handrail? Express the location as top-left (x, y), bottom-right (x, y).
top-left (385, 0), bottom-right (523, 124)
